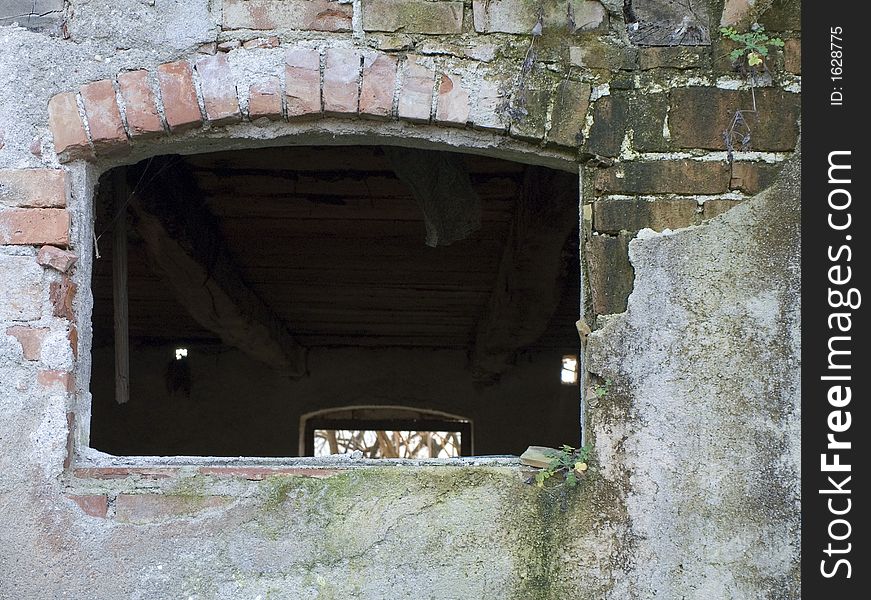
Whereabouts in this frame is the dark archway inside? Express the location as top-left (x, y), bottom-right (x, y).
top-left (89, 146), bottom-right (580, 457)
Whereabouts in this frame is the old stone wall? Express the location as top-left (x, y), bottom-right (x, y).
top-left (0, 1), bottom-right (800, 598)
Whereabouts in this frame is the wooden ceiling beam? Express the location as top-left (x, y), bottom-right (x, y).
top-left (471, 166), bottom-right (579, 381)
top-left (126, 156), bottom-right (307, 377)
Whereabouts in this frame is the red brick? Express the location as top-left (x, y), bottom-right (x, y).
top-left (223, 0), bottom-right (351, 32)
top-left (0, 169), bottom-right (69, 208)
top-left (68, 324), bottom-right (78, 358)
top-left (47, 92), bottom-right (93, 162)
top-left (784, 38), bottom-right (800, 74)
top-left (157, 61), bottom-right (203, 132)
top-left (398, 58), bottom-right (434, 122)
top-left (248, 78), bottom-right (283, 121)
top-left (49, 276), bottom-right (76, 320)
top-left (118, 70), bottom-right (164, 137)
top-left (435, 72), bottom-right (469, 126)
top-left (67, 494), bottom-right (108, 518)
top-left (5, 325), bottom-right (49, 360)
top-left (115, 494), bottom-right (231, 523)
top-left (0, 208), bottom-right (70, 246)
top-left (36, 245), bottom-right (78, 272)
top-left (64, 412), bottom-right (75, 469)
top-left (360, 52), bottom-right (397, 118)
top-left (243, 36), bottom-right (281, 50)
top-left (79, 80), bottom-right (128, 154)
top-left (323, 48), bottom-right (361, 116)
top-left (37, 369), bottom-right (75, 393)
top-left (73, 467), bottom-right (180, 479)
top-left (285, 48), bottom-right (322, 119)
top-left (198, 466), bottom-right (344, 480)
top-left (196, 54), bottom-right (241, 125)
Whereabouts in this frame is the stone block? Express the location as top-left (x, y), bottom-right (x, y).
top-left (593, 198), bottom-right (698, 234)
top-left (473, 0), bottom-right (607, 34)
top-left (638, 47), bottom-right (709, 70)
top-left (223, 0), bottom-right (352, 32)
top-left (157, 61), bottom-right (203, 132)
top-left (118, 70), bottom-right (164, 137)
top-left (730, 161), bottom-right (783, 194)
top-left (0, 254), bottom-right (43, 321)
top-left (196, 54), bottom-right (242, 125)
top-left (669, 87), bottom-right (800, 151)
top-left (585, 231), bottom-right (634, 315)
top-left (47, 92), bottom-right (93, 162)
top-left (548, 80), bottom-right (591, 148)
top-left (0, 208), bottom-right (70, 246)
top-left (784, 38), bottom-right (800, 74)
top-left (0, 170), bottom-right (69, 208)
top-left (362, 0), bottom-right (464, 34)
top-left (758, 0), bottom-right (800, 31)
top-left (586, 95), bottom-right (627, 157)
top-left (702, 199), bottom-right (743, 220)
top-left (594, 160), bottom-right (731, 195)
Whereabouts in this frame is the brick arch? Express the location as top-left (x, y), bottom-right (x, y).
top-left (45, 44), bottom-right (588, 168)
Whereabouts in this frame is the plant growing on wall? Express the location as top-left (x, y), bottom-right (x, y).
top-left (720, 24), bottom-right (784, 161)
top-left (534, 444), bottom-right (591, 488)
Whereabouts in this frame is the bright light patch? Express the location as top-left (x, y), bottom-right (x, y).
top-left (561, 355), bottom-right (578, 385)
top-left (175, 348), bottom-right (188, 360)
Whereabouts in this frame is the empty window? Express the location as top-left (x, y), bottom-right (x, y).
top-left (89, 146), bottom-right (580, 458)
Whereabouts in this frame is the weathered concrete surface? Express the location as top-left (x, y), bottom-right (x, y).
top-left (586, 153), bottom-right (801, 598)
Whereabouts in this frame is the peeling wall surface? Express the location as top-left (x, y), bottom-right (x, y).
top-left (0, 0), bottom-right (800, 598)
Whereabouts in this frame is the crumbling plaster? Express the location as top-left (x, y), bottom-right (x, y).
top-left (1, 0), bottom-right (800, 598)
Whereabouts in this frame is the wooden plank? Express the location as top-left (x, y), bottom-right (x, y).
top-left (112, 168), bottom-right (130, 405)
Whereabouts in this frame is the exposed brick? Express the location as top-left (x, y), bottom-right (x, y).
top-left (473, 0), bottom-right (606, 34)
top-left (47, 92), bottom-right (93, 162)
top-left (198, 466), bottom-right (344, 480)
top-left (398, 59), bottom-right (434, 123)
top-left (0, 255), bottom-right (43, 321)
top-left (68, 324), bottom-right (78, 358)
top-left (79, 80), bottom-right (128, 154)
top-left (118, 70), bottom-right (164, 137)
top-left (37, 369), bottom-right (74, 393)
top-left (594, 160), bottom-right (731, 195)
top-left (360, 53), bottom-right (398, 119)
top-left (157, 61), bottom-right (203, 132)
top-left (218, 40), bottom-right (242, 52)
top-left (223, 0), bottom-right (352, 32)
top-left (0, 169), bottom-right (69, 208)
top-left (670, 87), bottom-right (800, 151)
top-left (784, 38), bottom-right (800, 74)
top-left (362, 0), bottom-right (464, 34)
top-left (758, 0), bottom-right (800, 31)
top-left (435, 72), bottom-right (469, 126)
top-left (243, 36), bottom-right (281, 50)
top-left (73, 467), bottom-right (180, 479)
top-left (285, 48), bottom-right (322, 119)
top-left (5, 326), bottom-right (49, 360)
top-left (638, 47), bottom-right (709, 70)
top-left (323, 48), bottom-right (361, 116)
top-left (195, 54), bottom-right (242, 125)
top-left (703, 199), bottom-right (743, 220)
top-left (586, 232), bottom-right (634, 315)
top-left (115, 494), bottom-right (232, 523)
top-left (248, 78), bottom-right (283, 121)
top-left (0, 208), bottom-right (70, 246)
top-left (548, 80), bottom-right (591, 148)
top-left (730, 161), bottom-right (783, 194)
top-left (64, 411), bottom-right (74, 469)
top-left (587, 96), bottom-right (627, 157)
top-left (49, 276), bottom-right (76, 320)
top-left (593, 199), bottom-right (698, 234)
top-left (36, 245), bottom-right (78, 273)
top-left (67, 495), bottom-right (108, 518)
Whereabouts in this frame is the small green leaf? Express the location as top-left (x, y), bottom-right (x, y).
top-left (747, 52), bottom-right (763, 66)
